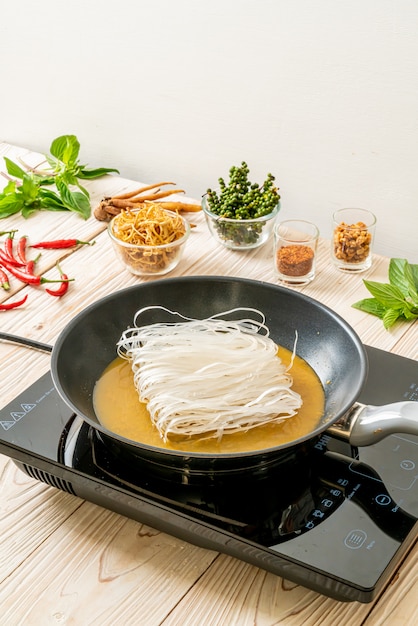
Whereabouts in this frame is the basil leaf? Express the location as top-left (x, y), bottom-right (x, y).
top-left (388, 258), bottom-right (418, 301)
top-left (57, 170), bottom-right (80, 188)
top-left (44, 154), bottom-right (63, 172)
top-left (0, 194), bottom-right (24, 217)
top-left (382, 308), bottom-right (402, 329)
top-left (34, 175), bottom-right (56, 186)
top-left (404, 263), bottom-right (418, 302)
top-left (0, 180), bottom-right (18, 196)
top-left (65, 191), bottom-right (91, 219)
top-left (352, 258), bottom-right (418, 330)
top-left (4, 157), bottom-right (26, 179)
top-left (21, 205), bottom-right (38, 218)
top-left (409, 262), bottom-right (418, 287)
top-left (49, 135), bottom-right (80, 168)
top-left (388, 258), bottom-right (409, 294)
top-left (55, 180), bottom-right (90, 219)
top-left (38, 188), bottom-right (68, 211)
top-left (402, 306), bottom-right (418, 321)
top-left (351, 297), bottom-right (386, 318)
top-left (363, 280), bottom-right (407, 309)
top-left (20, 174), bottom-right (40, 203)
top-left (77, 181), bottom-right (90, 198)
top-left (78, 166), bottom-right (120, 179)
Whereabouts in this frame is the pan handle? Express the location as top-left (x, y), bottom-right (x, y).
top-left (327, 401), bottom-right (418, 447)
top-left (0, 332), bottom-right (53, 353)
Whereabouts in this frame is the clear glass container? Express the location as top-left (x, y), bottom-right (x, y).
top-left (274, 219), bottom-right (319, 285)
top-left (202, 196), bottom-right (280, 250)
top-left (332, 208), bottom-right (376, 272)
top-left (108, 209), bottom-right (190, 276)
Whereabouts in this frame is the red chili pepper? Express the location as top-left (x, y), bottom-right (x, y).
top-left (0, 268), bottom-right (10, 291)
top-left (25, 261), bottom-right (35, 275)
top-left (25, 253), bottom-right (41, 276)
top-left (17, 236), bottom-right (28, 264)
top-left (0, 294), bottom-right (28, 311)
top-left (0, 260), bottom-right (42, 284)
top-left (0, 258), bottom-right (73, 286)
top-left (4, 232), bottom-right (15, 258)
top-left (0, 248), bottom-right (24, 267)
top-left (45, 263), bottom-right (70, 297)
top-left (2, 233), bottom-right (22, 265)
top-left (31, 239), bottom-right (94, 249)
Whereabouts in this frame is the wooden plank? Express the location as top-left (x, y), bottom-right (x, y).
top-left (364, 547), bottom-right (418, 625)
top-left (0, 456), bottom-right (83, 581)
top-left (161, 554), bottom-right (368, 626)
top-left (0, 500), bottom-right (217, 625)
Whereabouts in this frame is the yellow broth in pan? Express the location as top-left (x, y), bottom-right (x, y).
top-left (93, 347), bottom-right (324, 454)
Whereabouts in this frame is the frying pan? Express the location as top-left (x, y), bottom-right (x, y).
top-left (51, 276), bottom-right (418, 475)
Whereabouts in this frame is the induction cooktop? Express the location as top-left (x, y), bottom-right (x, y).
top-left (0, 346), bottom-right (417, 603)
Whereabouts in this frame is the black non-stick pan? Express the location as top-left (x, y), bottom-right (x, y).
top-left (50, 276), bottom-right (371, 469)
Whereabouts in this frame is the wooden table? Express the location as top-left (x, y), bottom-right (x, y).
top-left (0, 143), bottom-right (417, 625)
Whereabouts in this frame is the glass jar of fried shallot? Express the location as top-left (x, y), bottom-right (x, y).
top-left (332, 208), bottom-right (376, 272)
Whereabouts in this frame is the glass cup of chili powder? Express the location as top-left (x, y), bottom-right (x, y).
top-left (274, 220), bottom-right (319, 285)
top-left (331, 208), bottom-right (376, 272)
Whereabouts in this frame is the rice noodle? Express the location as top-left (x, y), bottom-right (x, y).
top-left (117, 306), bottom-right (302, 442)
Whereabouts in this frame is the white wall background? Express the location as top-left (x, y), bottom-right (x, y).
top-left (1, 0), bottom-right (417, 261)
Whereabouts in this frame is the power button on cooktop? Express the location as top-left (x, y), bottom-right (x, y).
top-left (375, 494), bottom-right (392, 506)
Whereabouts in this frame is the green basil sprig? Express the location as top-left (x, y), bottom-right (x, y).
top-left (352, 258), bottom-right (418, 329)
top-left (0, 134), bottom-right (119, 219)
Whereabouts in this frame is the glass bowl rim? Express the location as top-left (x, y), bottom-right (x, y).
top-left (332, 207), bottom-right (377, 228)
top-left (108, 209), bottom-right (191, 250)
top-left (201, 196), bottom-right (280, 224)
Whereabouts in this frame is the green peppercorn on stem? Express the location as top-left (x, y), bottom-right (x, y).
top-left (206, 162), bottom-right (280, 220)
top-left (205, 162), bottom-right (280, 246)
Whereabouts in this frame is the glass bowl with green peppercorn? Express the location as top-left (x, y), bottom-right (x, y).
top-left (202, 162), bottom-right (281, 250)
